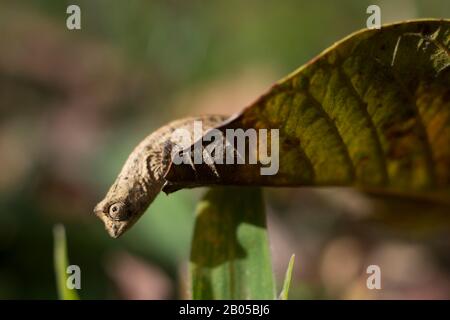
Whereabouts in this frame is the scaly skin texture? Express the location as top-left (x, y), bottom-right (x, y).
top-left (94, 115), bottom-right (228, 238)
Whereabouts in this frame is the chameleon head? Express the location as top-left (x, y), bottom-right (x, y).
top-left (94, 200), bottom-right (131, 238)
top-left (93, 180), bottom-right (154, 238)
top-left (93, 114), bottom-right (227, 237)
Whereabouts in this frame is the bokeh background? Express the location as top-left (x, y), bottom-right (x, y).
top-left (1, 0), bottom-right (449, 299)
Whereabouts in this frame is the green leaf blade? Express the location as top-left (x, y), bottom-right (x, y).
top-left (190, 187), bottom-right (275, 300)
top-left (279, 254), bottom-right (295, 300)
top-left (53, 224), bottom-right (80, 300)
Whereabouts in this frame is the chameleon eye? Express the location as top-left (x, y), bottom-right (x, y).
top-left (108, 202), bottom-right (127, 221)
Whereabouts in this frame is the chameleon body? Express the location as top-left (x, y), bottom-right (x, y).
top-left (94, 115), bottom-right (228, 238)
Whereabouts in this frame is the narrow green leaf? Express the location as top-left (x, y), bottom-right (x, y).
top-left (53, 224), bottom-right (80, 300)
top-left (279, 254), bottom-right (295, 300)
top-left (190, 187), bottom-right (275, 299)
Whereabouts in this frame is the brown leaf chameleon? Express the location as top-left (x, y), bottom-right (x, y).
top-left (94, 115), bottom-right (227, 238)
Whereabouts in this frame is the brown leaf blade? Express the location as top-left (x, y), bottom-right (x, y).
top-left (164, 20), bottom-right (450, 197)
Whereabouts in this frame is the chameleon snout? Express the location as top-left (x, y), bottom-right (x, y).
top-left (93, 202), bottom-right (126, 238)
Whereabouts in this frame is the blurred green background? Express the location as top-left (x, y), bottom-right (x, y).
top-left (0, 0), bottom-right (449, 299)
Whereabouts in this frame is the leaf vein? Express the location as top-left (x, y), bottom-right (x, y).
top-left (303, 79), bottom-right (356, 181)
top-left (338, 65), bottom-right (389, 185)
top-left (374, 58), bottom-right (438, 186)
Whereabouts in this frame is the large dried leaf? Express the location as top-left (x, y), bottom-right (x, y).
top-left (164, 20), bottom-right (450, 200)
